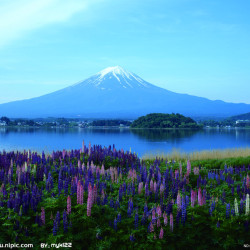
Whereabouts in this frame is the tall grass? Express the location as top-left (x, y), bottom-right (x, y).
top-left (142, 147), bottom-right (250, 161)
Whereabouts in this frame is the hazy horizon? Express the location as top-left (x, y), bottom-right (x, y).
top-left (0, 0), bottom-right (250, 105)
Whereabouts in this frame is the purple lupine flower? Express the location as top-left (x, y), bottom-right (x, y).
top-left (209, 201), bottom-right (216, 216)
top-left (170, 213), bottom-right (173, 232)
top-left (130, 234), bottom-right (136, 241)
top-left (176, 210), bottom-right (181, 225)
top-left (134, 213), bottom-right (139, 229)
top-left (144, 203), bottom-right (148, 215)
top-left (159, 228), bottom-right (164, 239)
top-left (67, 196), bottom-right (71, 215)
top-left (226, 203), bottom-right (230, 218)
top-left (181, 197), bottom-right (186, 225)
top-left (177, 191), bottom-right (182, 210)
top-left (244, 220), bottom-right (249, 232)
top-left (117, 213), bottom-right (121, 223)
top-left (114, 217), bottom-right (117, 232)
top-left (82, 140), bottom-right (84, 152)
top-left (52, 219), bottom-right (57, 236)
top-left (41, 207), bottom-right (45, 225)
top-left (153, 181), bottom-right (157, 194)
top-left (240, 199), bottom-right (244, 214)
top-left (63, 210), bottom-right (68, 232)
top-left (217, 221), bottom-right (220, 228)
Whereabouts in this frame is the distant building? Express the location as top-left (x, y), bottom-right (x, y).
top-left (236, 120), bottom-right (250, 125)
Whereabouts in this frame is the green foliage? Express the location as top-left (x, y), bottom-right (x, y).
top-left (130, 113), bottom-right (201, 129)
top-left (90, 120), bottom-right (131, 127)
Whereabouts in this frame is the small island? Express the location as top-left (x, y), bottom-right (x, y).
top-left (130, 113), bottom-right (201, 129)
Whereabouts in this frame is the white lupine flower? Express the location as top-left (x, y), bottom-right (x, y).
top-left (246, 194), bottom-right (249, 215)
top-left (25, 162), bottom-right (27, 172)
top-left (234, 198), bottom-right (239, 216)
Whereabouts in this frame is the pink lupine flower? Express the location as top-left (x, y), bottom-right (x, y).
top-left (17, 171), bottom-right (21, 185)
top-left (152, 209), bottom-right (156, 223)
top-left (138, 182), bottom-right (143, 195)
top-left (88, 183), bottom-right (93, 205)
top-left (170, 213), bottom-right (173, 232)
top-left (87, 195), bottom-right (92, 216)
top-left (163, 213), bottom-right (168, 226)
top-left (191, 189), bottom-right (197, 207)
top-left (198, 188), bottom-right (202, 206)
top-left (179, 163), bottom-right (182, 176)
top-left (159, 228), bottom-right (164, 239)
top-left (177, 192), bottom-right (181, 210)
top-left (100, 164), bottom-right (105, 175)
top-left (160, 184), bottom-right (164, 195)
top-left (62, 150), bottom-right (66, 159)
top-left (150, 179), bottom-right (154, 192)
top-left (157, 218), bottom-right (161, 228)
top-left (150, 222), bottom-right (154, 232)
top-left (67, 196), bottom-right (71, 215)
top-left (187, 160), bottom-right (191, 175)
top-left (80, 185), bottom-right (84, 205)
top-left (88, 142), bottom-right (91, 156)
top-left (247, 174), bottom-right (249, 189)
top-left (175, 169), bottom-right (179, 179)
top-left (77, 181), bottom-right (84, 205)
top-left (156, 205), bottom-right (162, 218)
top-left (193, 167), bottom-right (199, 175)
top-left (41, 207), bottom-right (45, 225)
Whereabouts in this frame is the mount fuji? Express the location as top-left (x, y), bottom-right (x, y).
top-left (0, 66), bottom-right (249, 118)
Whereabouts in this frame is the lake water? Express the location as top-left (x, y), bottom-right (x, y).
top-left (0, 127), bottom-right (249, 157)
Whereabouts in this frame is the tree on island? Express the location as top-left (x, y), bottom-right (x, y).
top-left (130, 113), bottom-right (200, 128)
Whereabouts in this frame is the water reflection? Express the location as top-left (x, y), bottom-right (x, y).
top-left (130, 128), bottom-right (200, 142)
top-left (0, 127), bottom-right (249, 156)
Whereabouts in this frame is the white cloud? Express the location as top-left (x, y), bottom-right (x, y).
top-left (0, 0), bottom-right (101, 48)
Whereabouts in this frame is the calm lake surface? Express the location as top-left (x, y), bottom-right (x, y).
top-left (0, 127), bottom-right (249, 157)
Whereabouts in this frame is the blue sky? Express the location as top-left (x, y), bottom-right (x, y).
top-left (0, 0), bottom-right (249, 104)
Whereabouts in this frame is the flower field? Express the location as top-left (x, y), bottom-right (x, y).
top-left (0, 142), bottom-right (249, 249)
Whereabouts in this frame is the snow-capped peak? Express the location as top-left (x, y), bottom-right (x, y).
top-left (98, 66), bottom-right (132, 79)
top-left (94, 66), bottom-right (150, 89)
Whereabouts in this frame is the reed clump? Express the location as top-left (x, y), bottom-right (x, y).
top-left (142, 147), bottom-right (250, 161)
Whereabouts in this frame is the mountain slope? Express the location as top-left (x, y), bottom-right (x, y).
top-left (0, 66), bottom-right (249, 118)
top-left (230, 112), bottom-right (250, 121)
